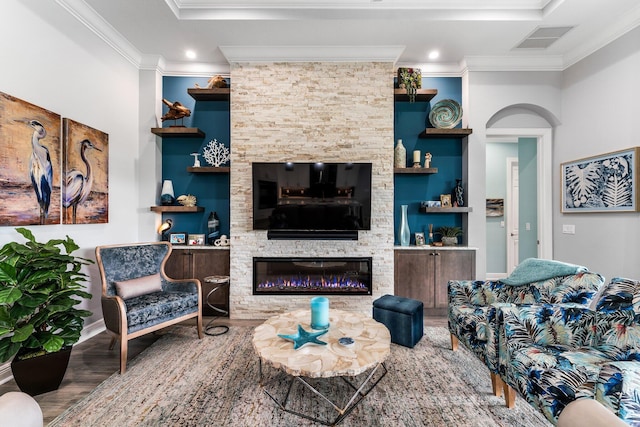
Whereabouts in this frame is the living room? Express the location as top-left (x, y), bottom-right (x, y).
top-left (1, 1), bottom-right (640, 425)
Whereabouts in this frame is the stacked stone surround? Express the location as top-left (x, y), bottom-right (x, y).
top-left (229, 62), bottom-right (394, 319)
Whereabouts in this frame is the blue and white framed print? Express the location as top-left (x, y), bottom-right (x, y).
top-left (562, 147), bottom-right (639, 213)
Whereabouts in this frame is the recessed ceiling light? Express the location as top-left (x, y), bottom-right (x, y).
top-left (428, 50), bottom-right (440, 60)
top-left (185, 50), bottom-right (197, 59)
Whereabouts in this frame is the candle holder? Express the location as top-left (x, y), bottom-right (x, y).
top-left (310, 296), bottom-right (329, 330)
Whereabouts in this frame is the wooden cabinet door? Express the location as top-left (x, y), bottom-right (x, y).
top-left (192, 250), bottom-right (230, 316)
top-left (434, 250), bottom-right (476, 309)
top-left (394, 250), bottom-right (433, 308)
top-left (164, 248), bottom-right (190, 280)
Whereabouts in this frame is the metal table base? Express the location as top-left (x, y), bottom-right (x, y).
top-left (203, 276), bottom-right (229, 336)
top-left (258, 359), bottom-right (388, 426)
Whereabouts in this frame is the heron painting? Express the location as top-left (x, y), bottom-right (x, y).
top-left (0, 92), bottom-right (61, 226)
top-left (62, 118), bottom-right (109, 224)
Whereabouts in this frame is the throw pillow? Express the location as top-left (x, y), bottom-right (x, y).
top-left (114, 273), bottom-right (162, 299)
top-left (501, 258), bottom-right (586, 286)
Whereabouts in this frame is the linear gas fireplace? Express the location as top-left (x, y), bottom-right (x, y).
top-left (253, 257), bottom-right (372, 295)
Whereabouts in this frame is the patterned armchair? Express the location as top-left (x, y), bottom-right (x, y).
top-left (96, 242), bottom-right (203, 374)
top-left (499, 277), bottom-right (640, 426)
top-left (448, 270), bottom-right (604, 396)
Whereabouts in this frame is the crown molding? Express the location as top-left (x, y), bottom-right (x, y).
top-left (219, 45), bottom-right (406, 63)
top-left (165, 0), bottom-right (547, 21)
top-left (563, 3), bottom-right (640, 69)
top-left (55, 0), bottom-right (142, 67)
top-left (461, 55), bottom-right (565, 72)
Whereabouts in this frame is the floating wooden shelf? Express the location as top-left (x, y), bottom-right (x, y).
top-left (394, 88), bottom-right (437, 102)
top-left (150, 206), bottom-right (205, 213)
top-left (394, 167), bottom-right (438, 174)
top-left (187, 88), bottom-right (230, 101)
top-left (418, 128), bottom-right (473, 139)
top-left (187, 166), bottom-right (230, 173)
top-left (151, 127), bottom-right (205, 138)
top-left (419, 207), bottom-right (473, 214)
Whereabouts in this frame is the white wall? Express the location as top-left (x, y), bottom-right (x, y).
top-left (466, 71), bottom-right (563, 277)
top-left (0, 1), bottom-right (141, 325)
top-left (555, 26), bottom-right (640, 282)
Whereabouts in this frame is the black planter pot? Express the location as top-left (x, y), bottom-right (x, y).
top-left (10, 347), bottom-right (72, 396)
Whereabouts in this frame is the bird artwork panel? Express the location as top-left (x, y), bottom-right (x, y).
top-left (62, 118), bottom-right (109, 224)
top-left (0, 91), bottom-right (62, 226)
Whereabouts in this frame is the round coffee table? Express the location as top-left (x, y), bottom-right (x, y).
top-left (252, 309), bottom-right (391, 425)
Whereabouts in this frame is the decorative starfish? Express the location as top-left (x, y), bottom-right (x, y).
top-left (278, 324), bottom-right (328, 350)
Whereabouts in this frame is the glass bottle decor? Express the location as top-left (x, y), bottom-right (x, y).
top-left (207, 211), bottom-right (220, 245)
top-left (399, 204), bottom-right (410, 246)
top-left (394, 139), bottom-right (406, 169)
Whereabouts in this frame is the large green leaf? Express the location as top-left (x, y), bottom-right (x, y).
top-left (11, 324), bottom-right (35, 343)
top-left (42, 335), bottom-right (64, 353)
top-left (0, 287), bottom-right (21, 304)
top-left (0, 339), bottom-right (21, 363)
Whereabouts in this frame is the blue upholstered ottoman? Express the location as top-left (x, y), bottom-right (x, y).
top-left (373, 294), bottom-right (423, 348)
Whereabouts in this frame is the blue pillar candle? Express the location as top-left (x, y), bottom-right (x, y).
top-left (310, 297), bottom-right (329, 330)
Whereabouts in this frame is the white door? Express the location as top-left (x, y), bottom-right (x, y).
top-left (506, 158), bottom-right (519, 274)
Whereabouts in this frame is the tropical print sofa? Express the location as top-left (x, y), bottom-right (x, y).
top-left (499, 277), bottom-right (640, 426)
top-left (448, 259), bottom-right (605, 396)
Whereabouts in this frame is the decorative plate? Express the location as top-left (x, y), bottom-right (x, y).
top-left (429, 99), bottom-right (463, 129)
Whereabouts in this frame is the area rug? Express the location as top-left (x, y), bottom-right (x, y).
top-left (49, 325), bottom-right (551, 427)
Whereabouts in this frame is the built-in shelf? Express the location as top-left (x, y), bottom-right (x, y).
top-left (187, 88), bottom-right (230, 101)
top-left (394, 88), bottom-right (437, 102)
top-left (394, 167), bottom-right (438, 174)
top-left (419, 207), bottom-right (473, 214)
top-left (151, 127), bottom-right (205, 138)
top-left (149, 206), bottom-right (205, 213)
top-left (418, 128), bottom-right (473, 139)
top-left (187, 166), bottom-right (230, 173)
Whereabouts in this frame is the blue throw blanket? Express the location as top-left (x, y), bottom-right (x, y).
top-left (501, 258), bottom-right (587, 285)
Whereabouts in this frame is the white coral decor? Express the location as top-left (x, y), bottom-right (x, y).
top-left (202, 139), bottom-right (230, 167)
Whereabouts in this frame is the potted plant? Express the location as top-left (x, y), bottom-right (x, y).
top-left (436, 226), bottom-right (463, 246)
top-left (0, 228), bottom-right (92, 395)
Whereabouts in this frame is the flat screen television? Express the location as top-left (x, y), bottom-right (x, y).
top-left (252, 162), bottom-right (372, 240)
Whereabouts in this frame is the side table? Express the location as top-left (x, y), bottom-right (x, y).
top-left (203, 275), bottom-right (229, 336)
top-left (253, 309), bottom-right (391, 425)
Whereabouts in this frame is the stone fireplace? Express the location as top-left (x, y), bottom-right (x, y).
top-left (229, 61), bottom-right (394, 319)
top-left (253, 257), bottom-right (372, 295)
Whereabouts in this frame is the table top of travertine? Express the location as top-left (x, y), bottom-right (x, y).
top-left (252, 309), bottom-right (391, 378)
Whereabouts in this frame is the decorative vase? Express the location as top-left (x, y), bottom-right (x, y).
top-left (452, 179), bottom-right (464, 207)
top-left (394, 139), bottom-right (406, 168)
top-left (399, 204), bottom-right (410, 246)
top-left (161, 179), bottom-right (175, 205)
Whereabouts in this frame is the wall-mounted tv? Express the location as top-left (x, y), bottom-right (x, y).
top-left (252, 162), bottom-right (372, 240)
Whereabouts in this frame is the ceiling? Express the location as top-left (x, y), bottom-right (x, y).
top-left (71, 0), bottom-right (640, 75)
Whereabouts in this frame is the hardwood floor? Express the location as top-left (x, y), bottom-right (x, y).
top-left (0, 315), bottom-right (447, 424)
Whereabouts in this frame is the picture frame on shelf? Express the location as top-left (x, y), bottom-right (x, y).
top-left (188, 233), bottom-right (205, 246)
top-left (169, 232), bottom-right (187, 245)
top-left (440, 194), bottom-right (452, 208)
top-left (415, 232), bottom-right (426, 246)
top-left (561, 147), bottom-right (639, 213)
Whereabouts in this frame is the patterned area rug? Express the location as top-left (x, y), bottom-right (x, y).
top-left (50, 325), bottom-right (551, 427)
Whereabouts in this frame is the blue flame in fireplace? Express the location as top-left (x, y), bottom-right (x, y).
top-left (256, 274), bottom-right (368, 292)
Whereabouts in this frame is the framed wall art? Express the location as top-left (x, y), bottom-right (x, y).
top-left (62, 118), bottom-right (109, 224)
top-left (561, 147), bottom-right (639, 213)
top-left (486, 198), bottom-right (504, 217)
top-left (0, 91), bottom-right (62, 226)
top-left (440, 194), bottom-right (452, 208)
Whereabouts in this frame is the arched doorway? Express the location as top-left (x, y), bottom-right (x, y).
top-left (485, 104), bottom-right (557, 277)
